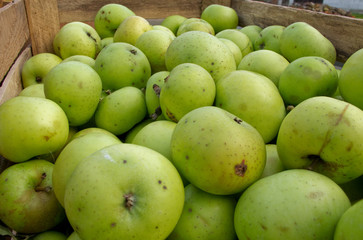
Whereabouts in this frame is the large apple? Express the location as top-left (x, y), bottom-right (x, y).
top-left (0, 159), bottom-right (65, 234)
top-left (64, 143), bottom-right (185, 240)
top-left (113, 15), bottom-right (152, 45)
top-left (201, 4), bottom-right (238, 33)
top-left (276, 96), bottom-right (363, 184)
top-left (171, 106), bottom-right (266, 195)
top-left (0, 96), bottom-right (69, 163)
top-left (234, 169), bottom-right (351, 239)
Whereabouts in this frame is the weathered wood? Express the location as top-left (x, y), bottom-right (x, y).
top-left (232, 0), bottom-right (363, 62)
top-left (0, 46), bottom-right (32, 105)
top-left (0, 0), bottom-right (29, 83)
top-left (24, 0), bottom-right (60, 55)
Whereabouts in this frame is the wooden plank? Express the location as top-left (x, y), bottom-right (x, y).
top-left (24, 0), bottom-right (60, 55)
top-left (0, 0), bottom-right (30, 83)
top-left (0, 46), bottom-right (31, 105)
top-left (232, 0), bottom-right (363, 62)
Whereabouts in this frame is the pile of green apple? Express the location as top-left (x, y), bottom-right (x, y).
top-left (0, 3), bottom-right (362, 240)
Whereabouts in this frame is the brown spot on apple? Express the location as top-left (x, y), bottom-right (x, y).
top-left (110, 222), bottom-right (116, 227)
top-left (235, 160), bottom-right (247, 177)
top-left (260, 223), bottom-right (267, 230)
top-left (130, 49), bottom-right (137, 55)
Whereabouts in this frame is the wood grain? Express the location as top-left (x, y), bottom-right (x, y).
top-left (232, 0), bottom-right (363, 61)
top-left (0, 0), bottom-right (29, 83)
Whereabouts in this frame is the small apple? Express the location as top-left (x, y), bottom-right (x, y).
top-left (152, 25), bottom-right (175, 38)
top-left (19, 83), bottom-right (45, 98)
top-left (70, 127), bottom-right (119, 141)
top-left (100, 36), bottom-right (113, 49)
top-left (21, 53), bottom-right (62, 88)
top-left (145, 71), bottom-right (169, 120)
top-left (161, 14), bottom-right (187, 35)
top-left (219, 38), bottom-right (243, 67)
top-left (239, 25), bottom-right (262, 50)
top-left (215, 29), bottom-right (253, 57)
top-left (176, 18), bottom-right (215, 36)
top-left (123, 118), bottom-right (153, 143)
top-left (0, 159), bottom-right (65, 234)
top-left (113, 15), bottom-right (152, 45)
top-left (29, 230), bottom-right (67, 240)
top-left (62, 55), bottom-right (96, 68)
top-left (253, 25), bottom-right (285, 54)
top-left (201, 4), bottom-right (238, 33)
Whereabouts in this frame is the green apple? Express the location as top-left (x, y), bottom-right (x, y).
top-left (165, 30), bottom-right (236, 82)
top-left (53, 131), bottom-right (121, 207)
top-left (123, 118), bottom-right (153, 143)
top-left (0, 159), bottom-right (65, 234)
top-left (113, 15), bottom-right (152, 45)
top-left (94, 3), bottom-right (135, 38)
top-left (276, 96), bottom-right (363, 184)
top-left (171, 106), bottom-right (266, 195)
top-left (215, 29), bottom-right (253, 57)
top-left (280, 21), bottom-right (336, 64)
top-left (278, 56), bottom-right (339, 106)
top-left (19, 83), bottom-right (45, 98)
top-left (338, 48), bottom-right (363, 110)
top-left (234, 169), bottom-right (351, 239)
top-left (21, 53), bottom-right (62, 88)
top-left (94, 86), bottom-right (147, 135)
top-left (237, 49), bottom-right (289, 86)
top-left (44, 61), bottom-right (102, 126)
top-left (176, 18), bottom-right (215, 36)
top-left (334, 198), bottom-right (363, 240)
top-left (67, 232), bottom-right (81, 240)
top-left (53, 21), bottom-right (102, 59)
top-left (64, 143), bottom-right (184, 240)
top-left (100, 36), bottom-right (113, 49)
top-left (260, 144), bottom-right (285, 179)
top-left (219, 38), bottom-right (243, 67)
top-left (30, 231), bottom-right (67, 240)
top-left (70, 127), bottom-right (119, 141)
top-left (94, 42), bottom-right (151, 91)
top-left (0, 96), bottom-right (69, 163)
top-left (145, 71), bottom-right (169, 120)
top-left (167, 184), bottom-right (237, 240)
top-left (215, 70), bottom-right (286, 143)
top-left (135, 29), bottom-right (175, 73)
top-left (161, 14), bottom-right (187, 35)
top-left (201, 4), bottom-right (238, 33)
top-left (160, 63), bottom-right (216, 122)
top-left (152, 25), bottom-right (175, 38)
top-left (62, 55), bottom-right (96, 68)
top-left (239, 25), bottom-right (262, 50)
top-left (253, 25), bottom-right (285, 54)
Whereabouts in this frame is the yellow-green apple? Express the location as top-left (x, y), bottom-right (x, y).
top-left (62, 55), bottom-right (96, 68)
top-left (253, 25), bottom-right (285, 54)
top-left (94, 42), bottom-right (151, 90)
top-left (234, 169), bottom-right (351, 239)
top-left (167, 184), bottom-right (237, 240)
top-left (215, 29), bottom-right (253, 57)
top-left (70, 127), bottom-right (119, 141)
top-left (67, 232), bottom-right (81, 240)
top-left (219, 38), bottom-right (243, 67)
top-left (124, 118), bottom-right (153, 143)
top-left (201, 4), bottom-right (238, 33)
top-left (43, 61), bottom-right (102, 126)
top-left (160, 63), bottom-right (216, 122)
top-left (94, 3), bottom-right (135, 38)
top-left (53, 21), bottom-right (101, 59)
top-left (145, 71), bottom-right (169, 120)
top-left (276, 96), bottom-right (363, 184)
top-left (113, 15), bottom-right (152, 45)
top-left (0, 96), bottom-right (69, 163)
top-left (29, 231), bottom-right (67, 240)
top-left (171, 106), bottom-right (266, 195)
top-left (161, 14), bottom-right (187, 35)
top-left (152, 25), bottom-right (175, 38)
top-left (100, 36), bottom-right (113, 49)
top-left (64, 143), bottom-right (184, 240)
top-left (18, 83), bottom-right (45, 98)
top-left (21, 53), bottom-right (62, 88)
top-left (0, 160), bottom-right (65, 234)
top-left (176, 18), bottom-right (215, 36)
top-left (239, 25), bottom-right (262, 50)
top-left (260, 144), bottom-right (285, 179)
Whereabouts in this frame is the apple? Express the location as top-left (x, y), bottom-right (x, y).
top-left (176, 18), bottom-right (215, 36)
top-left (94, 86), bottom-right (147, 135)
top-left (253, 25), bottom-right (285, 54)
top-left (234, 169), bottom-right (351, 239)
top-left (123, 118), bottom-right (153, 143)
top-left (52, 131), bottom-right (121, 207)
top-left (29, 230), bottom-right (67, 240)
top-left (239, 25), bottom-right (262, 50)
top-left (43, 61), bottom-right (102, 126)
top-left (66, 231), bottom-right (81, 240)
top-left (94, 3), bottom-right (135, 38)
top-left (201, 4), bottom-right (238, 33)
top-left (260, 144), bottom-right (285, 179)
top-left (161, 14), bottom-right (187, 35)
top-left (145, 71), bottom-right (169, 120)
top-left (113, 15), bottom-right (152, 45)
top-left (0, 96), bottom-right (69, 163)
top-left (152, 25), bottom-right (175, 38)
top-left (165, 30), bottom-right (236, 82)
top-left (100, 36), bottom-right (113, 49)
top-left (21, 53), bottom-right (62, 88)
top-left (70, 127), bottom-right (120, 141)
top-left (53, 21), bottom-right (102, 59)
top-left (219, 38), bottom-right (243, 67)
top-left (18, 83), bottom-right (45, 98)
top-left (334, 198), bottom-right (363, 240)
top-left (94, 42), bottom-right (151, 91)
top-left (215, 29), bottom-right (253, 57)
top-left (0, 159), bottom-right (65, 234)
top-left (279, 56), bottom-right (339, 106)
top-left (338, 48), bottom-right (363, 110)
top-left (167, 184), bottom-right (237, 240)
top-left (171, 106), bottom-right (266, 195)
top-left (64, 143), bottom-right (184, 240)
top-left (215, 70), bottom-right (286, 143)
top-left (62, 55), bottom-right (96, 68)
top-left (276, 96), bottom-right (363, 184)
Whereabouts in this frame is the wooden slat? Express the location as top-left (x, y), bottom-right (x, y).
top-left (24, 0), bottom-right (60, 55)
top-left (232, 0), bottom-right (363, 62)
top-left (0, 0), bottom-right (29, 83)
top-left (0, 46), bottom-right (32, 105)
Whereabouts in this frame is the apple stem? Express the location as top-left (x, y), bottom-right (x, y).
top-left (124, 193), bottom-right (135, 210)
top-left (35, 185), bottom-right (52, 193)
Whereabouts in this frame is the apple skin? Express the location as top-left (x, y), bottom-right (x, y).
top-left (234, 169), bottom-right (351, 240)
top-left (260, 144), bottom-right (285, 179)
top-left (30, 230), bottom-right (67, 240)
top-left (161, 15), bottom-right (187, 35)
top-left (21, 53), bottom-right (62, 88)
top-left (239, 25), bottom-right (262, 50)
top-left (0, 159), bottom-right (65, 234)
top-left (145, 71), bottom-right (169, 120)
top-left (0, 96), bottom-right (69, 163)
top-left (219, 38), bottom-right (242, 67)
top-left (113, 15), bottom-right (152, 45)
top-left (19, 83), bottom-right (45, 98)
top-left (171, 106), bottom-right (266, 195)
top-left (167, 184), bottom-right (237, 240)
top-left (176, 18), bottom-right (215, 36)
top-left (201, 4), bottom-right (238, 34)
top-left (53, 21), bottom-right (102, 59)
top-left (152, 25), bottom-right (176, 38)
top-left (215, 29), bottom-right (253, 57)
top-left (62, 55), bottom-right (96, 68)
top-left (276, 96), bottom-right (363, 184)
top-left (66, 232), bottom-right (82, 240)
top-left (253, 25), bottom-right (285, 54)
top-left (64, 143), bottom-right (184, 240)
top-left (94, 3), bottom-right (135, 38)
top-left (124, 118), bottom-right (153, 143)
top-left (334, 198), bottom-right (363, 240)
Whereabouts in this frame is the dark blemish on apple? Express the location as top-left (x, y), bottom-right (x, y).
top-left (78, 81), bottom-right (83, 88)
top-left (68, 105), bottom-right (72, 108)
top-left (260, 223), bottom-right (267, 230)
top-left (235, 160), bottom-right (247, 177)
top-left (131, 69), bottom-right (134, 72)
top-left (185, 155), bottom-right (189, 160)
top-left (158, 180), bottom-right (162, 184)
top-left (86, 32), bottom-right (97, 43)
top-left (35, 76), bottom-right (42, 83)
top-left (259, 43), bottom-right (265, 49)
top-left (124, 193), bottom-right (135, 210)
top-left (100, 64), bottom-right (103, 68)
top-left (78, 207), bottom-right (81, 212)
top-left (123, 160), bottom-right (127, 164)
top-left (110, 222), bottom-right (116, 227)
top-left (155, 226), bottom-right (159, 229)
top-left (163, 185), bottom-right (167, 190)
top-left (43, 135), bottom-right (50, 141)
top-left (335, 104), bottom-right (349, 126)
top-left (4, 178), bottom-right (8, 182)
top-left (101, 10), bottom-right (105, 14)
top-left (279, 226), bottom-right (289, 232)
top-left (211, 62), bottom-right (214, 65)
top-left (166, 108), bottom-right (178, 122)
top-left (150, 106), bottom-right (162, 120)
top-left (210, 70), bottom-right (213, 74)
top-left (153, 84), bottom-right (161, 96)
top-left (188, 208), bottom-right (192, 212)
top-left (234, 117), bottom-right (243, 124)
top-left (346, 142), bottom-right (353, 151)
top-left (308, 191), bottom-right (324, 199)
top-left (130, 49), bottom-right (137, 55)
